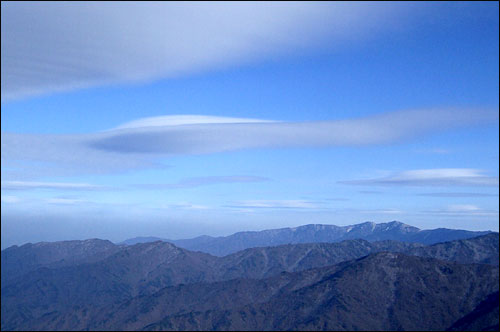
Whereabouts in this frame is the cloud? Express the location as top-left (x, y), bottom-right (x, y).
top-left (1, 2), bottom-right (424, 101)
top-left (446, 204), bottom-right (480, 212)
top-left (45, 197), bottom-right (88, 205)
top-left (113, 115), bottom-right (275, 130)
top-left (421, 205), bottom-right (499, 217)
top-left (417, 192), bottom-right (499, 197)
top-left (87, 108), bottom-right (498, 154)
top-left (337, 207), bottom-right (404, 215)
top-left (1, 180), bottom-right (106, 190)
top-left (1, 132), bottom-right (165, 179)
top-left (358, 209), bottom-right (403, 215)
top-left (339, 168), bottom-right (499, 187)
top-left (1, 195), bottom-right (21, 203)
top-left (133, 175), bottom-right (269, 189)
top-left (226, 200), bottom-right (321, 209)
top-left (415, 148), bottom-right (451, 154)
top-left (325, 198), bottom-right (350, 201)
top-left (161, 203), bottom-right (210, 210)
top-left (2, 108), bottom-right (497, 179)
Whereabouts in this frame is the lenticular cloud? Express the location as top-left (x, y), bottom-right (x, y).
top-left (88, 108), bottom-right (497, 155)
top-left (1, 108), bottom-right (497, 177)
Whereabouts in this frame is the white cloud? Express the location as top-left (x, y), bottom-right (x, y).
top-left (415, 148), bottom-right (451, 154)
top-left (46, 197), bottom-right (88, 205)
top-left (446, 204), bottom-right (480, 212)
top-left (1, 181), bottom-right (105, 190)
top-left (113, 115), bottom-right (274, 130)
top-left (162, 203), bottom-right (210, 210)
top-left (133, 176), bottom-right (269, 189)
top-left (421, 205), bottom-right (499, 217)
top-left (2, 108), bottom-right (497, 179)
top-left (1, 132), bottom-right (164, 178)
top-left (339, 168), bottom-right (499, 187)
top-left (359, 209), bottom-right (403, 215)
top-left (227, 200), bottom-right (320, 209)
top-left (87, 108), bottom-right (498, 154)
top-left (1, 2), bottom-right (426, 101)
top-left (418, 192), bottom-right (498, 197)
top-left (1, 195), bottom-right (21, 203)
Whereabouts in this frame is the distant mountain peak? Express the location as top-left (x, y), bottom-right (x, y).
top-left (373, 221), bottom-right (420, 233)
top-left (115, 221), bottom-right (491, 256)
top-left (129, 240), bottom-right (179, 252)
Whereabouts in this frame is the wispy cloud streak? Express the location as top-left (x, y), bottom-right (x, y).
top-left (114, 115), bottom-right (274, 130)
top-left (226, 200), bottom-right (321, 209)
top-left (417, 192), bottom-right (499, 197)
top-left (88, 109), bottom-right (497, 154)
top-left (1, 195), bottom-right (21, 203)
top-left (421, 205), bottom-right (499, 217)
top-left (339, 168), bottom-right (499, 187)
top-left (133, 176), bottom-right (269, 189)
top-left (1, 2), bottom-right (421, 101)
top-left (2, 108), bottom-right (497, 178)
top-left (1, 181), bottom-right (106, 190)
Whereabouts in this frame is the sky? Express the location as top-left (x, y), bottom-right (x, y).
top-left (1, 1), bottom-right (499, 248)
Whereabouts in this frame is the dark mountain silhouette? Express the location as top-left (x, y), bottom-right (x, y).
top-left (0, 238), bottom-right (119, 286)
top-left (447, 291), bottom-right (499, 331)
top-left (408, 233), bottom-right (499, 265)
top-left (140, 254), bottom-right (499, 331)
top-left (120, 221), bottom-right (491, 256)
top-left (119, 236), bottom-right (165, 246)
top-left (2, 232), bottom-right (498, 331)
top-left (1, 241), bottom-right (222, 330)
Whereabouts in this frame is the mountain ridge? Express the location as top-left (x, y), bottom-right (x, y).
top-left (119, 221), bottom-right (492, 256)
top-left (5, 252), bottom-right (498, 331)
top-left (2, 233), bottom-right (498, 331)
top-left (141, 253), bottom-right (499, 331)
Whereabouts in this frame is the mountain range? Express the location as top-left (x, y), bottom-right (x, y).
top-left (1, 221), bottom-right (498, 331)
top-left (120, 221), bottom-right (492, 256)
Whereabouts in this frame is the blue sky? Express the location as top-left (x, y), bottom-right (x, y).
top-left (1, 2), bottom-right (499, 248)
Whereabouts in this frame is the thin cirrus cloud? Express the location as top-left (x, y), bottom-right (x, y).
top-left (1, 180), bottom-right (106, 190)
top-left (417, 192), bottom-right (499, 198)
top-left (161, 203), bottom-right (210, 210)
top-left (1, 1), bottom-right (424, 101)
top-left (133, 176), bottom-right (269, 189)
top-left (1, 176), bottom-right (267, 192)
top-left (358, 209), bottom-right (403, 215)
top-left (339, 168), bottom-right (499, 187)
top-left (415, 148), bottom-right (451, 154)
top-left (421, 205), bottom-right (499, 217)
top-left (1, 195), bottom-right (21, 203)
top-left (1, 132), bottom-right (164, 179)
top-left (45, 197), bottom-right (88, 205)
top-left (226, 200), bottom-right (321, 209)
top-left (1, 108), bottom-right (497, 178)
top-left (359, 190), bottom-right (384, 194)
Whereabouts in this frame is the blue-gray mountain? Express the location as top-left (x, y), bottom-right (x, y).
top-left (142, 253), bottom-right (499, 331)
top-left (448, 291), bottom-right (499, 331)
top-left (7, 251), bottom-right (496, 331)
top-left (1, 224), bottom-right (498, 331)
top-left (121, 221), bottom-right (492, 256)
top-left (1, 238), bottom-right (119, 287)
